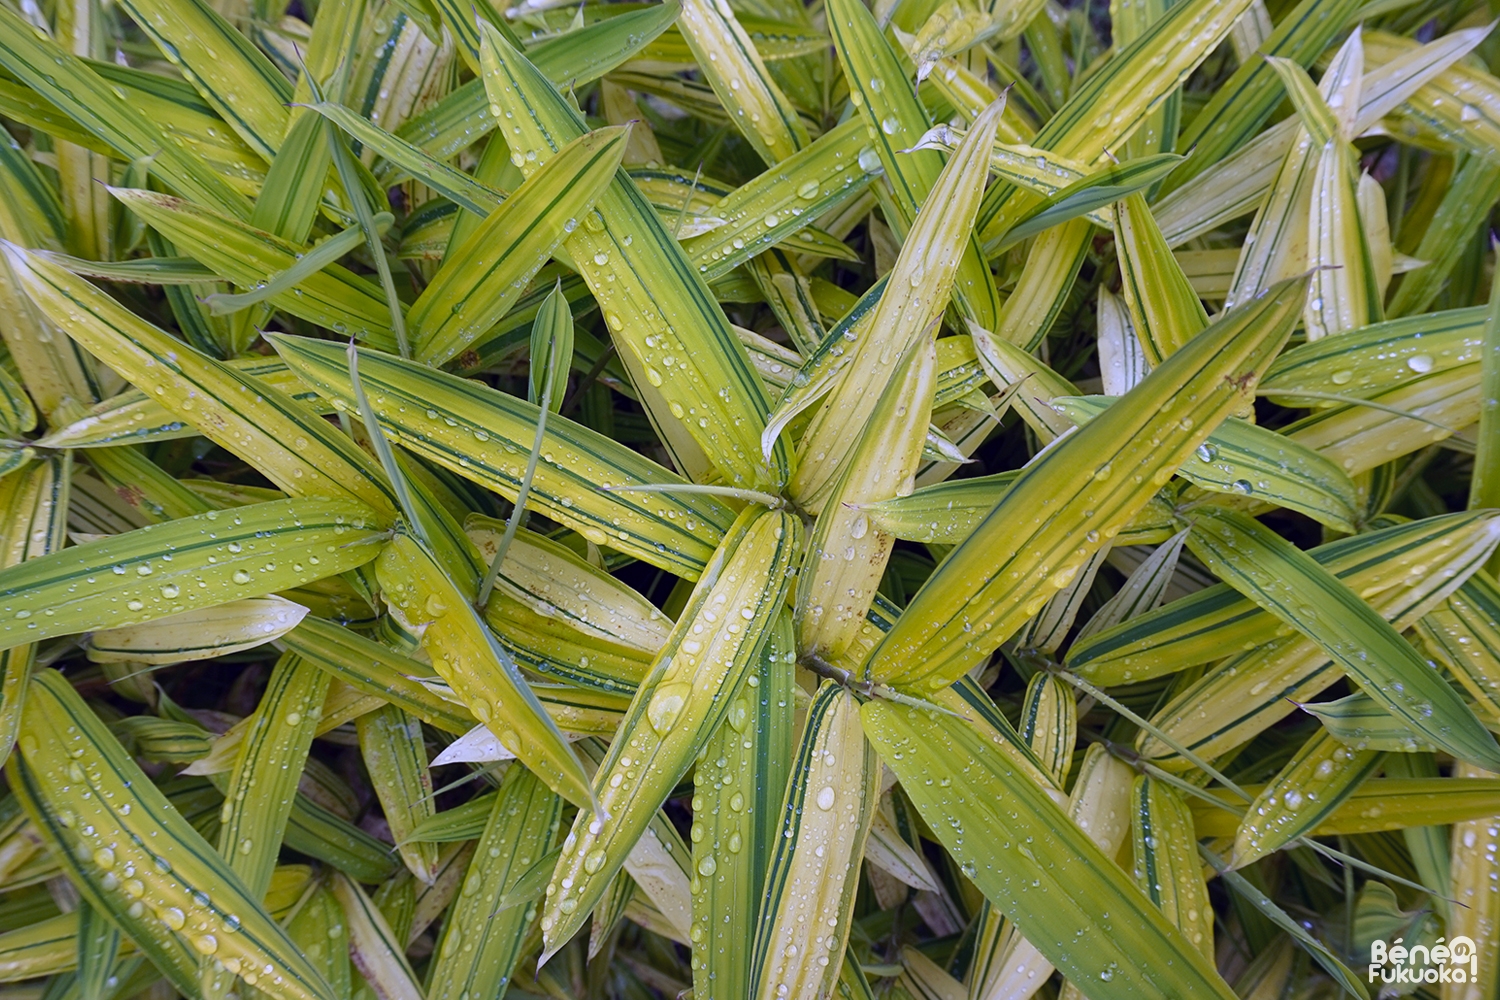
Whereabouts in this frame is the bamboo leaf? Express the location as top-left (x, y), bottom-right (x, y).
top-left (477, 21), bottom-right (787, 489)
top-left (1130, 777), bottom-right (1213, 959)
top-left (784, 97), bottom-right (1007, 511)
top-left (1052, 395), bottom-right (1361, 531)
top-left (691, 613), bottom-right (795, 1000)
top-left (1, 243), bottom-right (395, 515)
top-left (992, 154), bottom-right (1183, 255)
top-left (1138, 511), bottom-right (1500, 766)
top-left (676, 0), bottom-right (808, 163)
top-left (1473, 236), bottom-right (1500, 517)
top-left (1186, 507), bottom-right (1500, 770)
top-left (538, 507), bottom-right (799, 958)
top-left (10, 669), bottom-right (340, 1000)
top-left (976, 0), bottom-right (1255, 238)
top-left (216, 651), bottom-right (329, 900)
top-left (426, 766), bottom-right (560, 1000)
top-left (330, 875), bottom-right (421, 1000)
top-left (752, 684), bottom-right (877, 1000)
top-left (1019, 673), bottom-right (1076, 785)
top-left (285, 889), bottom-right (349, 1000)
top-left (1281, 365), bottom-right (1479, 477)
top-left (1303, 133), bottom-right (1382, 342)
top-left (0, 5), bottom-right (249, 216)
top-left (1299, 693), bottom-right (1436, 753)
top-left (681, 120), bottom-right (884, 278)
top-left (306, 102), bottom-right (505, 217)
top-left (113, 0), bottom-right (291, 160)
top-left (1201, 848), bottom-right (1368, 998)
top-left (797, 331), bottom-right (938, 657)
top-left (1168, 0), bottom-right (1361, 192)
top-left (1069, 511), bottom-right (1500, 685)
top-left (87, 596), bottom-right (309, 665)
top-left (280, 616), bottom-right (475, 735)
top-left (202, 220), bottom-right (380, 317)
top-left (466, 517), bottom-right (671, 654)
top-left (105, 189), bottom-right (401, 351)
top-left (1231, 728), bottom-right (1382, 868)
top-left (864, 701), bottom-right (1238, 1000)
top-left (0, 456), bottom-right (67, 777)
top-left (374, 532), bottom-right (594, 809)
top-left (1191, 776), bottom-right (1500, 838)
top-left (357, 705), bottom-right (438, 884)
top-left (825, 0), bottom-right (1004, 330)
top-left (0, 498), bottom-right (384, 653)
top-left (1261, 305), bottom-right (1484, 404)
top-left (1446, 761), bottom-right (1500, 986)
top-left (269, 336), bottom-right (735, 578)
top-left (867, 276), bottom-right (1308, 691)
top-left (410, 127), bottom-right (626, 367)
top-left (1114, 194), bottom-right (1208, 365)
top-left (528, 283), bottom-right (574, 414)
top-left (390, 3), bottom-right (682, 166)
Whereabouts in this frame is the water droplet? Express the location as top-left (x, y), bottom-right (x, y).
top-left (815, 786), bottom-right (836, 810)
top-left (1407, 354), bottom-right (1434, 373)
top-left (583, 848), bottom-right (606, 874)
top-left (232, 571), bottom-right (252, 585)
top-left (647, 682), bottom-right (691, 735)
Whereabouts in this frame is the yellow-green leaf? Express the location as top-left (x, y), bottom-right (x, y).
top-left (752, 684), bottom-right (877, 1000)
top-left (375, 532), bottom-right (593, 809)
top-left (1, 243), bottom-right (395, 516)
top-left (866, 276), bottom-right (1308, 690)
top-left (10, 669), bottom-right (339, 1000)
top-left (409, 126), bottom-right (626, 366)
top-left (1187, 507), bottom-right (1500, 770)
top-left (270, 336), bottom-right (734, 578)
top-left (478, 21), bottom-right (786, 489)
top-left (864, 701), bottom-right (1238, 1000)
top-left (539, 507), bottom-right (799, 958)
top-left (0, 497), bottom-right (384, 653)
